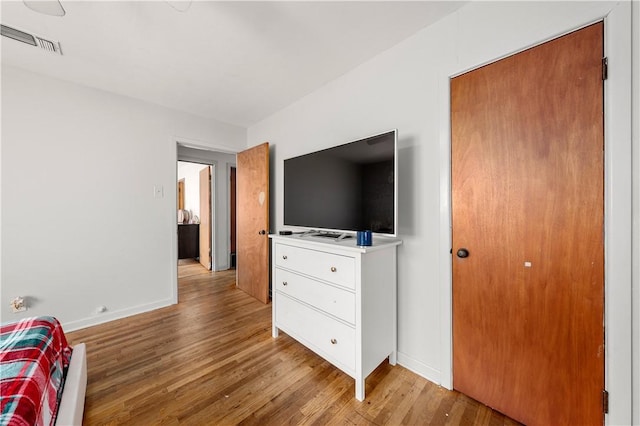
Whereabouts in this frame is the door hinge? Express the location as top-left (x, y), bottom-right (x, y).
top-left (602, 57), bottom-right (608, 80)
top-left (603, 389), bottom-right (609, 414)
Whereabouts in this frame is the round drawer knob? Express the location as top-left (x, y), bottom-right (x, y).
top-left (330, 266), bottom-right (337, 272)
top-left (282, 255), bottom-right (288, 260)
top-left (330, 338), bottom-right (337, 345)
top-left (282, 281), bottom-right (288, 286)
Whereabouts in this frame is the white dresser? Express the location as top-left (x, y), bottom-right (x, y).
top-left (270, 233), bottom-right (401, 401)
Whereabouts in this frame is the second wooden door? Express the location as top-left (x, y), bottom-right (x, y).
top-left (236, 143), bottom-right (270, 304)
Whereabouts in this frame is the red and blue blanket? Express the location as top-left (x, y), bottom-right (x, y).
top-left (1, 316), bottom-right (72, 426)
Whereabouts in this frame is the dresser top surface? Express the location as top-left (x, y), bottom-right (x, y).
top-left (270, 233), bottom-right (402, 253)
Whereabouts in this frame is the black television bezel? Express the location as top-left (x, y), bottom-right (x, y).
top-left (283, 129), bottom-right (398, 238)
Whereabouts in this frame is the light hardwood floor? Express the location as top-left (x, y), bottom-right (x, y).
top-left (66, 261), bottom-right (520, 425)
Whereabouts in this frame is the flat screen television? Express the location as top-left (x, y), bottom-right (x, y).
top-left (284, 129), bottom-right (397, 237)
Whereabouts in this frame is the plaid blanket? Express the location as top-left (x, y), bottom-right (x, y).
top-left (1, 317), bottom-right (72, 426)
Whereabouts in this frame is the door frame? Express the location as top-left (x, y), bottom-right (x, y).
top-left (436, 4), bottom-right (632, 425)
top-left (227, 163), bottom-right (237, 268)
top-left (171, 138), bottom-right (239, 302)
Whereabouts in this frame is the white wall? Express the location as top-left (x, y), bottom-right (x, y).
top-left (1, 65), bottom-right (246, 330)
top-left (249, 2), bottom-right (637, 424)
top-left (632, 1), bottom-right (640, 423)
top-left (177, 146), bottom-right (237, 271)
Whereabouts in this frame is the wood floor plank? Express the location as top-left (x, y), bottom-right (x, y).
top-left (66, 265), bottom-right (520, 425)
top-left (372, 369), bottom-right (427, 425)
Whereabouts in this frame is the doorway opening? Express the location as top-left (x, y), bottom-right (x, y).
top-left (177, 161), bottom-right (213, 273)
top-left (176, 143), bottom-right (238, 284)
top-left (174, 141), bottom-right (270, 306)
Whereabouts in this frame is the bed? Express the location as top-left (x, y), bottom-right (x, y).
top-left (0, 316), bottom-right (87, 425)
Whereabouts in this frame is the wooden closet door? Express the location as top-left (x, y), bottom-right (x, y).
top-left (451, 22), bottom-right (604, 426)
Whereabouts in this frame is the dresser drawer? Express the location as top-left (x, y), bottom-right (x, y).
top-left (274, 243), bottom-right (356, 289)
top-left (275, 269), bottom-right (355, 324)
top-left (276, 293), bottom-right (355, 371)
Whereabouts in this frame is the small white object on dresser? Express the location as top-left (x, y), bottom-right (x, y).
top-left (270, 233), bottom-right (402, 401)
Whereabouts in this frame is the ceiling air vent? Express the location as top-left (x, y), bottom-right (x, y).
top-left (1, 24), bottom-right (62, 55)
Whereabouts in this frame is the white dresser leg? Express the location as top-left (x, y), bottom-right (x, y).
top-left (389, 350), bottom-right (397, 366)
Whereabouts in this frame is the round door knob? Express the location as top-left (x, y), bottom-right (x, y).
top-left (456, 248), bottom-right (470, 258)
top-left (330, 266), bottom-right (337, 272)
top-left (282, 255), bottom-right (287, 260)
top-left (282, 281), bottom-right (288, 286)
top-left (258, 230), bottom-right (266, 235)
top-left (330, 338), bottom-right (337, 345)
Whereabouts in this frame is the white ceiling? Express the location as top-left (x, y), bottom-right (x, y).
top-left (1, 1), bottom-right (465, 127)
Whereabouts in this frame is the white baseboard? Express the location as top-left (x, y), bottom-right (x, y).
top-left (62, 298), bottom-right (175, 332)
top-left (397, 351), bottom-right (445, 388)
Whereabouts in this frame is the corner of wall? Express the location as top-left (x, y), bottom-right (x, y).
top-left (630, 0), bottom-right (640, 423)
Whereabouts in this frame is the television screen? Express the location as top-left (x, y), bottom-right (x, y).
top-left (284, 130), bottom-right (397, 236)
